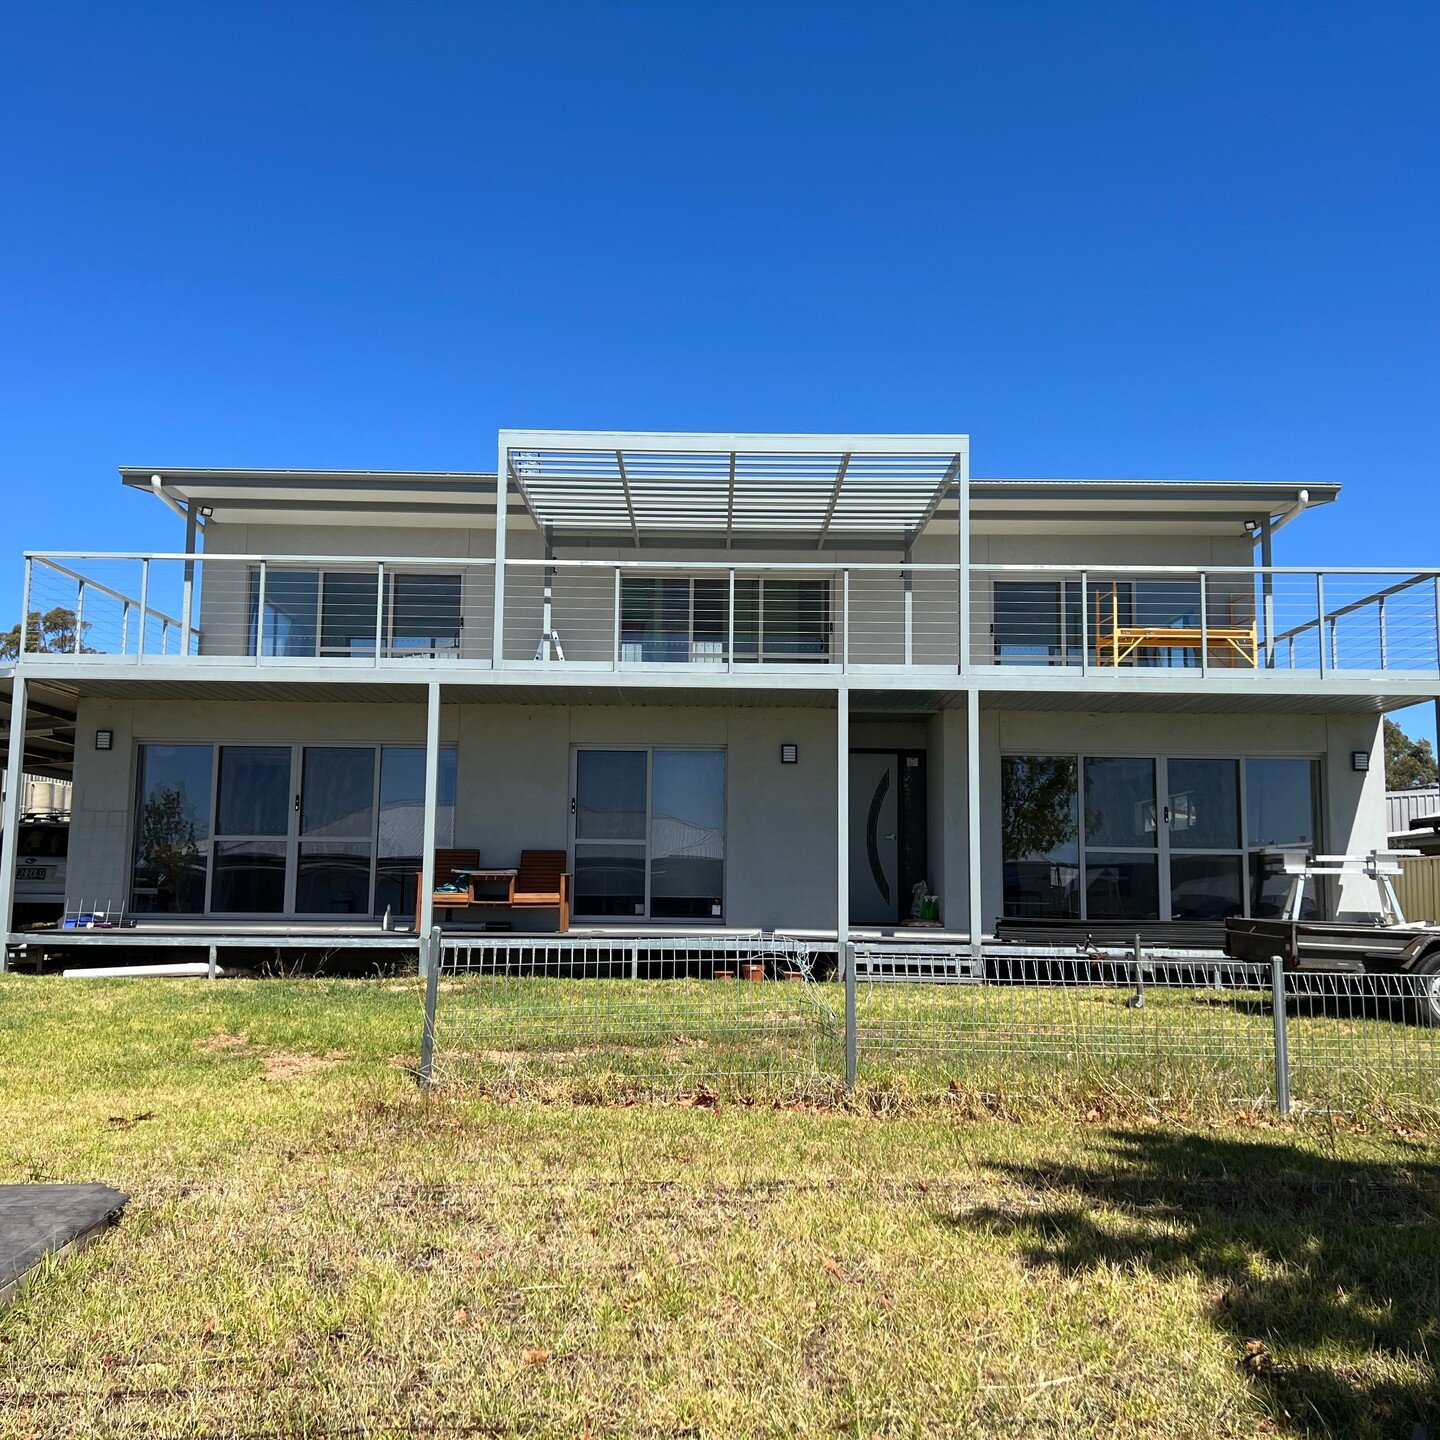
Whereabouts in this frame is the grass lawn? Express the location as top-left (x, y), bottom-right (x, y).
top-left (1, 975), bottom-right (1437, 1438)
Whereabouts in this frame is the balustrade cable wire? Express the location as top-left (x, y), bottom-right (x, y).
top-left (22, 553), bottom-right (1440, 676)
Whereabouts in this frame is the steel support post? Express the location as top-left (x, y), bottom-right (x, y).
top-left (837, 683), bottom-right (849, 1017)
top-left (966, 687), bottom-right (983, 960)
top-left (957, 449), bottom-right (971, 674)
top-left (418, 681), bottom-right (441, 971)
top-left (491, 442), bottom-right (509, 667)
top-left (0, 672), bottom-right (29, 970)
top-left (180, 501), bottom-right (198, 655)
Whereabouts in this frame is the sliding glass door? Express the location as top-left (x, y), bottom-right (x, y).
top-left (1003, 752), bottom-right (1321, 922)
top-left (571, 747), bottom-right (725, 920)
top-left (250, 570), bottom-right (462, 659)
top-left (296, 747), bottom-right (376, 914)
top-left (131, 742), bottom-right (456, 917)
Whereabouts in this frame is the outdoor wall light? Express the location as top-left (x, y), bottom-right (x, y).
top-left (780, 743), bottom-right (798, 765)
top-left (95, 729), bottom-right (113, 751)
top-left (1352, 750), bottom-right (1370, 772)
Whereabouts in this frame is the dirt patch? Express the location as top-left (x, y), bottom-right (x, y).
top-left (262, 1050), bottom-right (351, 1082)
top-left (196, 1032), bottom-right (250, 1053)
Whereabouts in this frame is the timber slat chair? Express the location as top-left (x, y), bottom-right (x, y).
top-left (511, 850), bottom-right (571, 934)
top-left (414, 847), bottom-right (482, 919)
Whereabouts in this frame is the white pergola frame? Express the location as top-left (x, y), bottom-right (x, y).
top-left (493, 429), bottom-right (972, 656)
top-left (492, 431), bottom-right (975, 974)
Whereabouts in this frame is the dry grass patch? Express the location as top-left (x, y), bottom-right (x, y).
top-left (0, 976), bottom-right (1435, 1439)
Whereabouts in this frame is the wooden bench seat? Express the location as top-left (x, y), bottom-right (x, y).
top-left (413, 848), bottom-right (570, 933)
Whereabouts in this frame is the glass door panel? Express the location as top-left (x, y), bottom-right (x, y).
top-left (1166, 759), bottom-right (1243, 920)
top-left (319, 572), bottom-right (379, 656)
top-left (1083, 757), bottom-right (1158, 919)
top-left (1246, 758), bottom-right (1321, 916)
top-left (574, 750), bottom-right (648, 915)
top-left (250, 571), bottom-right (319, 657)
top-left (390, 573), bottom-right (462, 657)
top-left (1083, 852), bottom-right (1160, 920)
top-left (212, 746), bottom-right (293, 912)
top-left (1084, 758), bottom-right (1157, 849)
top-left (130, 743), bottom-right (213, 914)
top-left (1167, 759), bottom-right (1240, 849)
top-left (296, 747), bottom-right (375, 915)
top-left (1169, 854), bottom-right (1245, 919)
top-left (650, 750), bottom-right (724, 919)
top-left (1001, 755), bottom-right (1080, 918)
top-left (375, 746), bottom-right (457, 917)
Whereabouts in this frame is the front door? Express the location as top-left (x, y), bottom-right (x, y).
top-left (850, 752), bottom-right (899, 924)
top-left (850, 751), bottom-right (928, 926)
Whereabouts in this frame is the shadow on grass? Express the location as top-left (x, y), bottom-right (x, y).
top-left (960, 1130), bottom-right (1440, 1438)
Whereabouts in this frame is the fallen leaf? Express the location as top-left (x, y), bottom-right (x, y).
top-left (523, 1348), bottom-right (551, 1366)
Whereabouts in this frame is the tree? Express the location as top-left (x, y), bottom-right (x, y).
top-left (1384, 717), bottom-right (1438, 791)
top-left (0, 607), bottom-right (93, 660)
top-left (135, 783), bottom-right (203, 913)
top-left (1002, 755), bottom-right (1078, 859)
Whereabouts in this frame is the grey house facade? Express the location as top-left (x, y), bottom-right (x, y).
top-left (3, 430), bottom-right (1435, 965)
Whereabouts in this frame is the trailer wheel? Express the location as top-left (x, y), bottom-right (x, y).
top-left (1414, 953), bottom-right (1440, 1028)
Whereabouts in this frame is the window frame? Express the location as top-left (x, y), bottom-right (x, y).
top-left (617, 575), bottom-right (833, 665)
top-left (569, 744), bottom-right (727, 922)
top-left (130, 740), bottom-right (458, 918)
top-left (1000, 749), bottom-right (1325, 923)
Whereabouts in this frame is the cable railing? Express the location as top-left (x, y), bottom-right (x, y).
top-left (17, 553), bottom-right (1440, 680)
top-left (970, 564), bottom-right (1440, 676)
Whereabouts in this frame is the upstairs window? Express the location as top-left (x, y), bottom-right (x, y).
top-left (619, 577), bottom-right (830, 663)
top-left (249, 570), bottom-right (462, 659)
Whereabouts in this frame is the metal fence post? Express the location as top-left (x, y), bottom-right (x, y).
top-left (418, 926), bottom-right (442, 1088)
top-left (1271, 955), bottom-right (1291, 1117)
top-left (844, 940), bottom-right (857, 1089)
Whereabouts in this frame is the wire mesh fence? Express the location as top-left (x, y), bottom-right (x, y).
top-left (851, 950), bottom-right (1280, 1113)
top-left (419, 934), bottom-right (843, 1100)
top-left (1285, 968), bottom-right (1440, 1118)
top-left (418, 935), bottom-right (1440, 1121)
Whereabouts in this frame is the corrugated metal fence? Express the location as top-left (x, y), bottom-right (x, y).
top-left (1396, 855), bottom-right (1440, 923)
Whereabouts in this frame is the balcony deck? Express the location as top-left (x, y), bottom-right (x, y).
top-left (17, 552), bottom-right (1440, 704)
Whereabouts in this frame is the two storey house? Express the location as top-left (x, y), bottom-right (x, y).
top-left (4, 430), bottom-right (1434, 970)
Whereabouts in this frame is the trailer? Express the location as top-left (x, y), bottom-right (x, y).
top-left (1225, 850), bottom-right (1440, 1024)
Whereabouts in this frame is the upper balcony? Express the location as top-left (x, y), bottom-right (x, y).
top-left (18, 552), bottom-right (1440, 700)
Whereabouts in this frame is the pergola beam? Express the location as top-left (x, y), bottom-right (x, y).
top-left (815, 453), bottom-right (853, 550)
top-left (615, 450), bottom-right (641, 548)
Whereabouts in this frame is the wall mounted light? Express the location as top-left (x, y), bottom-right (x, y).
top-left (95, 729), bottom-right (113, 751)
top-left (780, 743), bottom-right (798, 765)
top-left (1352, 750), bottom-right (1370, 772)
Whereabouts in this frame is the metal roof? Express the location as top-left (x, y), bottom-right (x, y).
top-left (499, 431), bottom-right (969, 543)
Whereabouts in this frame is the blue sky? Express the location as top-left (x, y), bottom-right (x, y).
top-left (3, 2), bottom-right (1438, 736)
